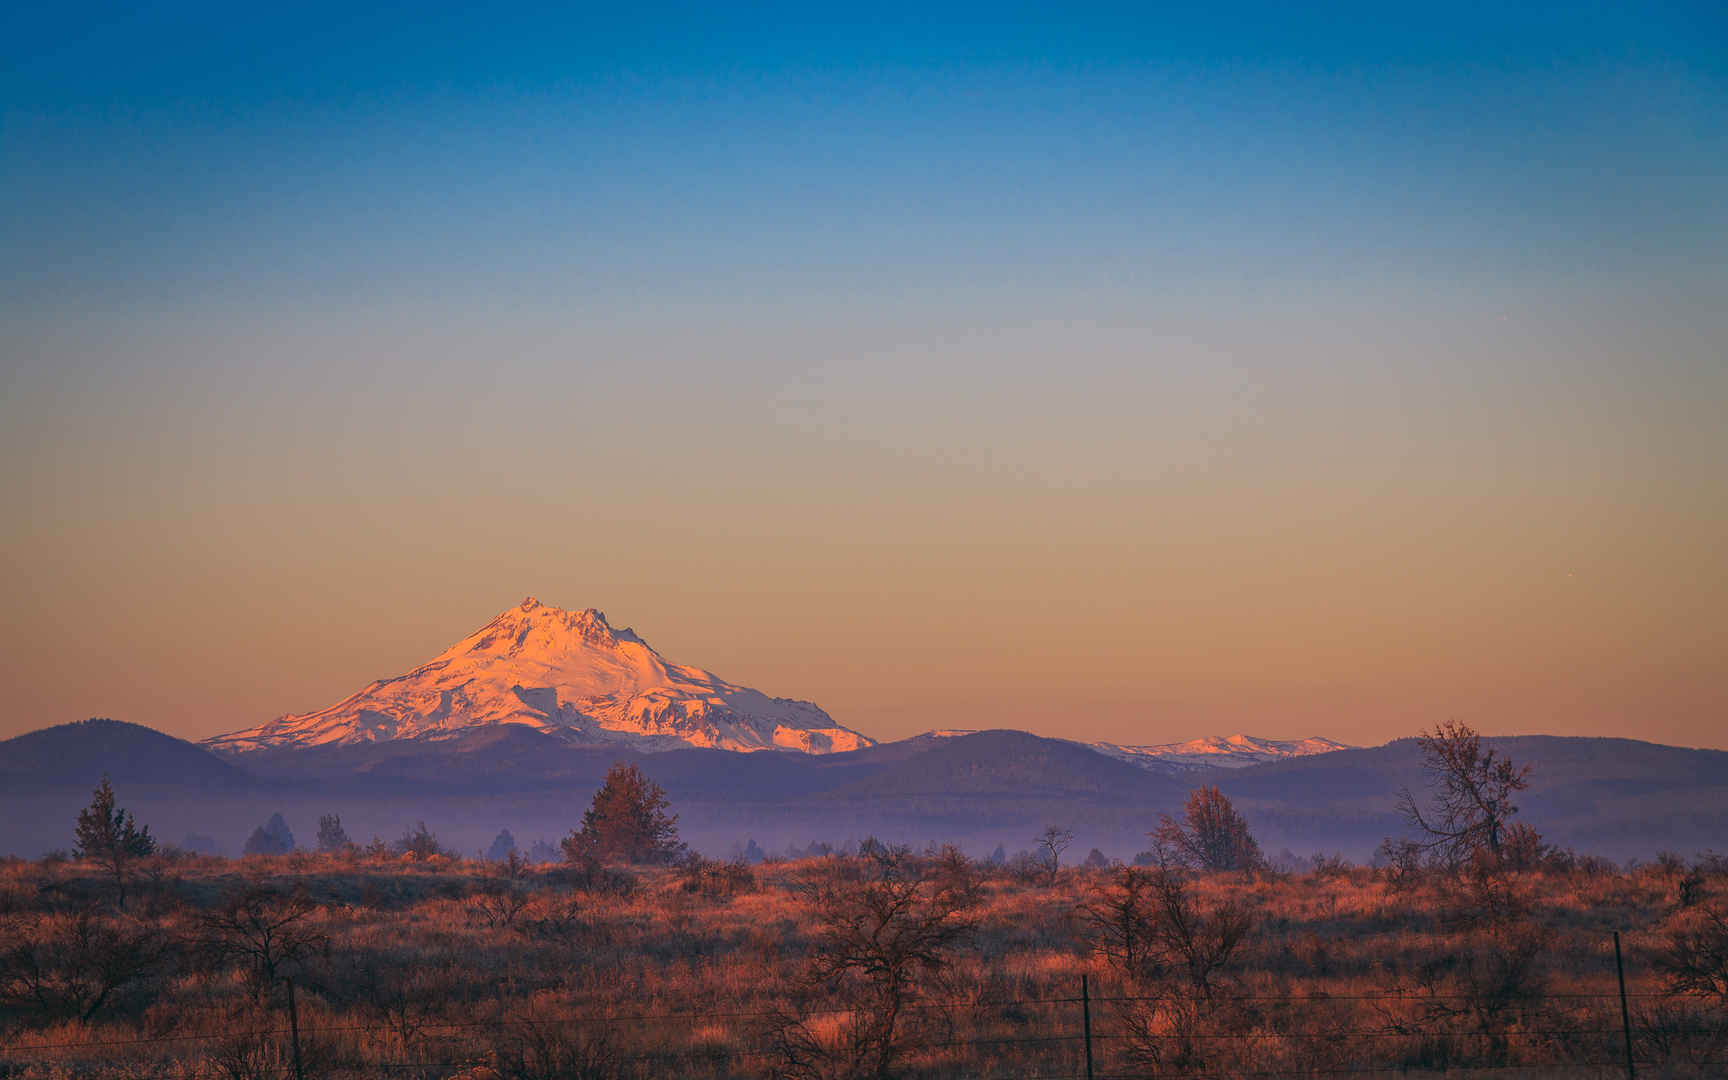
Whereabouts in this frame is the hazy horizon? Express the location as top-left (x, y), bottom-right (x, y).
top-left (5, 3), bottom-right (1725, 749)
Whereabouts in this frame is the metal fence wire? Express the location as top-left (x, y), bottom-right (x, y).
top-left (4, 970), bottom-right (1727, 1079)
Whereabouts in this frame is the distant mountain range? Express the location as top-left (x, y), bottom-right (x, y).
top-left (201, 597), bottom-right (1347, 771)
top-left (4, 718), bottom-right (1725, 865)
top-left (205, 598), bottom-right (871, 755)
top-left (920, 729), bottom-right (1351, 771)
top-left (4, 599), bottom-right (1722, 863)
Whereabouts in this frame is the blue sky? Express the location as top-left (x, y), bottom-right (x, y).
top-left (3, 2), bottom-right (1725, 746)
top-left (6, 2), bottom-right (1724, 307)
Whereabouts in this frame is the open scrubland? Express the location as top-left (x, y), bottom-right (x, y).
top-left (3, 845), bottom-right (1727, 1079)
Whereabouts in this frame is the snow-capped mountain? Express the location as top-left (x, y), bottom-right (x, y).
top-left (1089, 733), bottom-right (1351, 770)
top-left (205, 598), bottom-right (873, 755)
top-left (914, 730), bottom-right (1349, 771)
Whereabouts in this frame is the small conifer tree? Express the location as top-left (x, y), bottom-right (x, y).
top-left (316, 813), bottom-right (351, 853)
top-left (74, 774), bottom-right (155, 907)
top-left (563, 762), bottom-right (683, 865)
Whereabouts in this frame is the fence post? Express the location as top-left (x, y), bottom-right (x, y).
top-left (285, 976), bottom-right (305, 1080)
top-left (1081, 973), bottom-right (1094, 1080)
top-left (1613, 931), bottom-right (1635, 1080)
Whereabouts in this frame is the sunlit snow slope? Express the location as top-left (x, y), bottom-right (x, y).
top-left (913, 730), bottom-right (1348, 770)
top-left (1089, 733), bottom-right (1351, 770)
top-left (205, 598), bottom-right (873, 755)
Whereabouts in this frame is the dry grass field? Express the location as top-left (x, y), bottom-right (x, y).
top-left (2, 842), bottom-right (1726, 1079)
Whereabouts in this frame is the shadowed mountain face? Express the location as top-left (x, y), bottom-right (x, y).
top-left (203, 598), bottom-right (872, 755)
top-left (1, 722), bottom-right (1723, 863)
top-left (0, 718), bottom-right (245, 792)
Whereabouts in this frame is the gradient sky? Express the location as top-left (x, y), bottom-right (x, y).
top-left (3, 2), bottom-right (1725, 748)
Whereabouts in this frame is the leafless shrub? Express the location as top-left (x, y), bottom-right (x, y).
top-left (1575, 853), bottom-right (1621, 877)
top-left (1677, 867), bottom-right (1708, 909)
top-left (1376, 837), bottom-right (1426, 894)
top-left (209, 1019), bottom-right (294, 1080)
top-left (1438, 857), bottom-right (1530, 931)
top-left (926, 843), bottom-right (977, 899)
top-left (1118, 991), bottom-right (1218, 1076)
top-left (1004, 850), bottom-right (1046, 886)
top-left (196, 886), bottom-right (327, 999)
top-left (1657, 905), bottom-right (1728, 1003)
top-left (563, 854), bottom-right (637, 896)
top-left (488, 1019), bottom-right (625, 1079)
top-left (1081, 854), bottom-right (1255, 1066)
top-left (1635, 999), bottom-right (1728, 1066)
top-left (1081, 866), bottom-right (1159, 979)
top-left (766, 849), bottom-right (982, 1079)
top-left (0, 908), bottom-right (161, 1023)
top-left (306, 949), bottom-right (447, 1055)
top-left (1144, 866), bottom-right (1252, 1000)
top-left (1498, 823), bottom-right (1549, 872)
top-left (467, 881), bottom-right (531, 929)
top-left (1696, 851), bottom-right (1728, 878)
top-left (1310, 851), bottom-right (1351, 880)
top-left (678, 855), bottom-right (756, 901)
top-left (1414, 921), bottom-right (1551, 1063)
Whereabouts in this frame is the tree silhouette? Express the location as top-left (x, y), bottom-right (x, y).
top-left (1397, 721), bottom-right (1531, 866)
top-left (243, 813), bottom-right (295, 856)
top-left (396, 821), bottom-right (442, 859)
top-left (316, 814), bottom-right (350, 853)
top-left (486, 828), bottom-right (518, 862)
top-left (73, 775), bottom-right (154, 908)
top-left (563, 763), bottom-right (683, 865)
top-left (1153, 786), bottom-right (1265, 871)
top-left (198, 886), bottom-right (325, 999)
top-left (770, 846), bottom-right (982, 1079)
top-left (1034, 825), bottom-right (1074, 885)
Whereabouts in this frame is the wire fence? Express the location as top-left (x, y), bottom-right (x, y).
top-left (5, 980), bottom-right (1728, 1079)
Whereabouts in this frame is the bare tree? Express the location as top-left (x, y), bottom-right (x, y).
top-left (1080, 865), bottom-right (1159, 978)
top-left (1153, 786), bottom-right (1265, 872)
top-left (1375, 837), bottom-right (1426, 894)
top-left (1035, 825), bottom-right (1074, 886)
top-left (1657, 905), bottom-right (1728, 1003)
top-left (1397, 721), bottom-right (1531, 865)
top-left (198, 886), bottom-right (326, 999)
top-left (1141, 863), bottom-right (1253, 1000)
top-left (468, 859), bottom-right (534, 928)
top-left (0, 910), bottom-right (160, 1022)
top-left (306, 949), bottom-right (446, 1055)
top-left (1089, 859), bottom-right (1254, 1075)
top-left (769, 848), bottom-right (982, 1079)
top-left (489, 1019), bottom-right (623, 1080)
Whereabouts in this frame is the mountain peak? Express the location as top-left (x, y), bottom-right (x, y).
top-left (1088, 732), bottom-right (1350, 771)
top-left (205, 599), bottom-right (873, 756)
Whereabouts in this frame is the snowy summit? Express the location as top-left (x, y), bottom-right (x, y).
top-left (205, 597), bottom-right (874, 755)
top-left (1088, 733), bottom-right (1351, 770)
top-left (912, 729), bottom-right (1349, 771)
